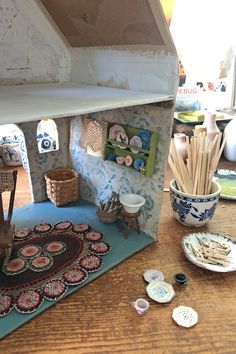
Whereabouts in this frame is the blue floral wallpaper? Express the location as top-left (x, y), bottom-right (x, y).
top-left (19, 104), bottom-right (174, 240)
top-left (18, 118), bottom-right (71, 202)
top-left (70, 104), bottom-right (174, 240)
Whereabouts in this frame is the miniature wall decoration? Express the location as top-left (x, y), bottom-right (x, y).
top-left (105, 123), bottom-right (157, 177)
top-left (37, 119), bottom-right (59, 154)
top-left (78, 116), bottom-right (107, 157)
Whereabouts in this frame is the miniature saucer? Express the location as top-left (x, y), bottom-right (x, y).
top-left (143, 269), bottom-right (164, 283)
top-left (130, 136), bottom-right (142, 154)
top-left (172, 306), bottom-right (198, 328)
top-left (146, 280), bottom-right (175, 303)
top-left (109, 124), bottom-right (126, 147)
top-left (125, 155), bottom-right (133, 166)
top-left (116, 132), bottom-right (129, 149)
top-left (139, 130), bottom-right (151, 150)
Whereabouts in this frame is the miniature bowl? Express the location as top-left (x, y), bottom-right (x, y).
top-left (119, 193), bottom-right (145, 214)
top-left (169, 180), bottom-right (221, 227)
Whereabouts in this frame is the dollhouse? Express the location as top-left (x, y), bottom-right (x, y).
top-left (0, 0), bottom-right (178, 337)
top-left (0, 0), bottom-right (178, 240)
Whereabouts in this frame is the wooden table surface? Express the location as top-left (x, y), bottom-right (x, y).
top-left (1, 161), bottom-right (236, 354)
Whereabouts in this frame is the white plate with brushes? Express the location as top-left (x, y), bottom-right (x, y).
top-left (182, 232), bottom-right (236, 272)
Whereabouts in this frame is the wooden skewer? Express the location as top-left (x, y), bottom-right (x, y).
top-left (168, 131), bottom-right (225, 196)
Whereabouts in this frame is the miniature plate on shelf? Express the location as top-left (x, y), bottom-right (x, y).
top-left (138, 130), bottom-right (151, 150)
top-left (129, 135), bottom-right (142, 154)
top-left (213, 169), bottom-right (236, 200)
top-left (109, 124), bottom-right (126, 147)
top-left (116, 132), bottom-right (129, 149)
top-left (146, 280), bottom-right (175, 303)
top-left (182, 232), bottom-right (236, 272)
top-left (172, 306), bottom-right (198, 328)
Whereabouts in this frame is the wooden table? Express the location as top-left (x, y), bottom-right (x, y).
top-left (1, 160), bottom-right (236, 354)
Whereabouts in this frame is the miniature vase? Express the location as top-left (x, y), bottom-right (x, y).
top-left (202, 113), bottom-right (220, 141)
top-left (223, 118), bottom-right (236, 161)
top-left (173, 133), bottom-right (188, 161)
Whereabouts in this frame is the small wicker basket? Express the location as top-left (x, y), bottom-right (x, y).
top-left (44, 168), bottom-right (79, 206)
top-left (96, 207), bottom-right (118, 224)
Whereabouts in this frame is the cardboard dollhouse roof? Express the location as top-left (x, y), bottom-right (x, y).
top-left (0, 0), bottom-right (177, 125)
top-left (40, 0), bottom-right (170, 48)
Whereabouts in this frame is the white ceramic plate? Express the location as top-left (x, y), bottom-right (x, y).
top-left (116, 132), bottom-right (129, 149)
top-left (172, 306), bottom-right (198, 328)
top-left (129, 135), bottom-right (142, 154)
top-left (109, 124), bottom-right (126, 147)
top-left (143, 269), bottom-right (164, 283)
top-left (182, 232), bottom-right (236, 272)
top-left (146, 280), bottom-right (175, 303)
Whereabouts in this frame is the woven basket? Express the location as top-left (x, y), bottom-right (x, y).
top-left (96, 207), bottom-right (118, 224)
top-left (44, 168), bottom-right (79, 206)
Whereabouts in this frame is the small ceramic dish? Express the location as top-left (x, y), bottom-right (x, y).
top-left (119, 193), bottom-right (145, 213)
top-left (116, 132), bottom-right (129, 149)
top-left (133, 158), bottom-right (145, 171)
top-left (172, 306), bottom-right (198, 328)
top-left (143, 269), bottom-right (164, 283)
top-left (109, 124), bottom-right (126, 147)
top-left (116, 156), bottom-right (125, 165)
top-left (182, 232), bottom-right (236, 272)
top-left (146, 280), bottom-right (175, 303)
top-left (213, 169), bottom-right (236, 200)
top-left (129, 136), bottom-right (142, 154)
top-left (139, 130), bottom-right (151, 150)
top-left (125, 155), bottom-right (133, 166)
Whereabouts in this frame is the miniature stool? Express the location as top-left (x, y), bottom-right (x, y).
top-left (118, 207), bottom-right (141, 239)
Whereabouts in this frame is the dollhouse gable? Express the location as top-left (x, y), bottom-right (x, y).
top-left (0, 0), bottom-right (178, 240)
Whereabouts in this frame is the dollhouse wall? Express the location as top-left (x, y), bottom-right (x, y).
top-left (0, 0), bottom-right (70, 85)
top-left (0, 0), bottom-right (178, 239)
top-left (18, 118), bottom-right (71, 202)
top-left (70, 102), bottom-right (174, 239)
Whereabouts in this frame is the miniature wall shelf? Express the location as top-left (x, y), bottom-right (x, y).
top-left (0, 83), bottom-right (174, 125)
top-left (104, 123), bottom-right (157, 177)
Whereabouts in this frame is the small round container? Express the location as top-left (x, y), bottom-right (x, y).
top-left (119, 193), bottom-right (145, 213)
top-left (174, 272), bottom-right (188, 285)
top-left (169, 179), bottom-right (221, 227)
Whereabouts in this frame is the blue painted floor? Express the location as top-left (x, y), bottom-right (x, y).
top-left (0, 199), bottom-right (154, 338)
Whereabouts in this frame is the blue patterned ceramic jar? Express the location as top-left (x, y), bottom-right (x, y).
top-left (0, 143), bottom-right (22, 166)
top-left (169, 180), bottom-right (221, 227)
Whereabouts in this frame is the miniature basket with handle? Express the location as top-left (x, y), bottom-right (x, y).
top-left (44, 168), bottom-right (79, 206)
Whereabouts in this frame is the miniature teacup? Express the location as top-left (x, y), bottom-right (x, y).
top-left (174, 272), bottom-right (188, 286)
top-left (132, 298), bottom-right (149, 315)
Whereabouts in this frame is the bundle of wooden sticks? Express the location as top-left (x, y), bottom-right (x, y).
top-left (191, 239), bottom-right (231, 267)
top-left (168, 132), bottom-right (226, 195)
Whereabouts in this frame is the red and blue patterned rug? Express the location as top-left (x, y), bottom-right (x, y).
top-left (0, 221), bottom-right (111, 316)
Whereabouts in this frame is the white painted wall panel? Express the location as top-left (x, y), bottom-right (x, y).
top-left (0, 0), bottom-right (70, 85)
top-left (70, 47), bottom-right (178, 95)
